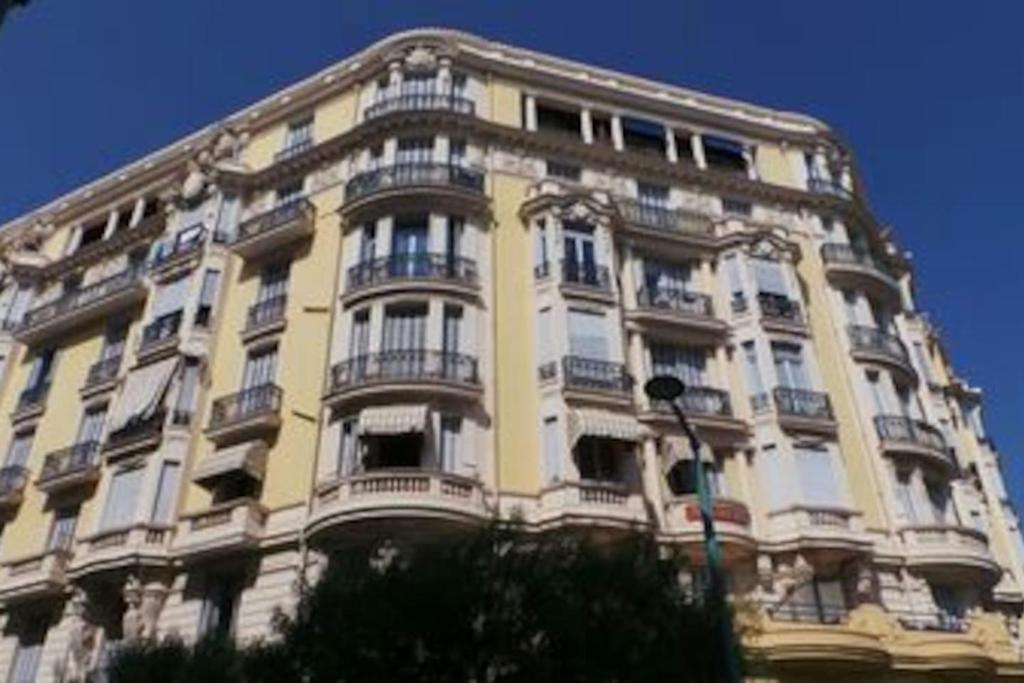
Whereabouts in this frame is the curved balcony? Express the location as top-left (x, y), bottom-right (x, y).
top-left (821, 244), bottom-right (900, 303)
top-left (205, 384), bottom-right (282, 446)
top-left (36, 441), bottom-right (101, 494)
top-left (174, 498), bottom-right (268, 560)
top-left (899, 525), bottom-right (1001, 583)
top-left (327, 350), bottom-right (481, 406)
top-left (342, 163), bottom-right (486, 219)
top-left (616, 200), bottom-right (716, 249)
top-left (874, 415), bottom-right (955, 470)
top-left (307, 469), bottom-right (488, 543)
top-left (15, 266), bottom-right (146, 345)
top-left (533, 480), bottom-right (648, 531)
top-left (0, 465), bottom-right (29, 510)
top-left (661, 496), bottom-right (755, 559)
top-left (0, 549), bottom-right (71, 603)
top-left (772, 387), bottom-right (837, 434)
top-left (242, 295), bottom-right (288, 341)
top-left (344, 253), bottom-right (479, 302)
top-left (68, 524), bottom-right (173, 578)
top-left (848, 325), bottom-right (917, 385)
top-left (232, 198), bottom-right (315, 261)
top-left (560, 356), bottom-right (633, 405)
top-left (364, 93), bottom-right (475, 121)
top-left (639, 387), bottom-right (748, 445)
top-left (627, 287), bottom-right (727, 341)
top-left (765, 505), bottom-right (871, 557)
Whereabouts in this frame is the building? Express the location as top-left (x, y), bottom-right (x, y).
top-left (0, 27), bottom-right (1019, 682)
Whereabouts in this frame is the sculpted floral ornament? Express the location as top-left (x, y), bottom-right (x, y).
top-left (64, 588), bottom-right (100, 683)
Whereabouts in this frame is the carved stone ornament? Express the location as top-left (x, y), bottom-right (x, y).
top-left (404, 45), bottom-right (439, 72)
top-left (181, 160), bottom-right (209, 202)
top-left (64, 587), bottom-right (99, 683)
top-left (519, 181), bottom-right (616, 226)
top-left (122, 574), bottom-right (146, 643)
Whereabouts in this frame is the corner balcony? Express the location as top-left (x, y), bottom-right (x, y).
top-left (559, 260), bottom-right (614, 303)
top-left (639, 387), bottom-right (748, 445)
top-left (68, 524), bottom-right (173, 578)
top-left (10, 382), bottom-right (49, 422)
top-left (772, 387), bottom-right (837, 434)
top-left (534, 480), bottom-right (648, 531)
top-left (756, 292), bottom-right (807, 334)
top-left (174, 498), bottom-right (268, 560)
top-left (344, 253), bottom-right (479, 303)
top-left (103, 411), bottom-right (165, 461)
top-left (626, 287), bottom-right (728, 342)
top-left (36, 441), bottom-right (101, 495)
top-left (874, 415), bottom-right (955, 471)
top-left (241, 295), bottom-right (287, 342)
top-left (205, 384), bottom-right (282, 446)
top-left (617, 200), bottom-right (716, 249)
top-left (0, 549), bottom-right (71, 603)
top-left (661, 496), bottom-right (755, 559)
top-left (558, 356), bottom-right (633, 406)
top-left (342, 163), bottom-right (486, 219)
top-left (848, 325), bottom-right (917, 386)
top-left (821, 244), bottom-right (900, 304)
top-left (363, 93), bottom-right (475, 121)
top-left (232, 198), bottom-right (315, 261)
top-left (307, 470), bottom-right (488, 542)
top-left (0, 465), bottom-right (29, 511)
top-left (765, 505), bottom-right (871, 557)
top-left (899, 524), bottom-right (1001, 583)
top-left (327, 350), bottom-right (481, 407)
top-left (15, 266), bottom-right (146, 345)
top-left (81, 354), bottom-right (122, 397)
top-left (137, 310), bottom-right (183, 361)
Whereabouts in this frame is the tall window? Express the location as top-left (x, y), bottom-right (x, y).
top-left (893, 470), bottom-right (917, 523)
top-left (651, 344), bottom-right (707, 387)
top-left (337, 418), bottom-right (358, 476)
top-left (567, 309), bottom-right (607, 360)
top-left (751, 258), bottom-right (789, 297)
top-left (257, 262), bottom-right (290, 304)
top-left (214, 196), bottom-right (240, 242)
top-left (275, 181), bottom-right (303, 207)
top-left (381, 305), bottom-right (427, 352)
top-left (534, 219), bottom-right (548, 272)
top-left (4, 431), bottom-right (34, 468)
top-left (282, 117), bottom-right (313, 152)
top-left (449, 139), bottom-right (467, 167)
top-left (150, 274), bottom-right (190, 323)
top-left (442, 306), bottom-right (462, 354)
top-left (446, 216), bottom-right (465, 263)
top-left (643, 259), bottom-right (691, 295)
top-left (100, 322), bottom-right (128, 364)
top-left (401, 72), bottom-right (436, 96)
top-left (3, 284), bottom-right (32, 329)
top-left (913, 342), bottom-right (936, 386)
top-left (772, 342), bottom-right (809, 389)
top-left (391, 216), bottom-right (429, 276)
top-left (925, 480), bottom-right (953, 525)
top-left (439, 416), bottom-right (462, 472)
top-left (359, 222), bottom-right (377, 263)
top-left (350, 310), bottom-right (371, 359)
top-left (150, 461), bottom-right (181, 525)
top-left (7, 618), bottom-right (47, 683)
top-left (100, 467), bottom-right (143, 530)
top-left (741, 341), bottom-right (765, 399)
top-left (396, 137), bottom-right (434, 165)
top-left (46, 505), bottom-right (79, 551)
top-left (24, 348), bottom-right (56, 395)
top-left (173, 359), bottom-right (201, 425)
top-left (542, 416), bottom-right (561, 484)
top-left (866, 370), bottom-right (890, 416)
top-left (76, 406), bottom-right (107, 445)
top-left (637, 182), bottom-right (669, 207)
top-left (195, 269), bottom-right (221, 327)
top-left (242, 346), bottom-right (278, 390)
top-left (575, 438), bottom-right (623, 483)
top-left (794, 446), bottom-right (843, 506)
top-left (199, 575), bottom-right (242, 639)
top-left (722, 254), bottom-right (744, 304)
top-left (757, 446), bottom-right (789, 510)
top-left (562, 222), bottom-right (597, 281)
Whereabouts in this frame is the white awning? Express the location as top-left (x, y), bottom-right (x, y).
top-left (568, 409), bottom-right (647, 447)
top-left (661, 435), bottom-right (714, 474)
top-left (193, 440), bottom-right (268, 486)
top-left (358, 405), bottom-right (430, 436)
top-left (107, 356), bottom-right (180, 434)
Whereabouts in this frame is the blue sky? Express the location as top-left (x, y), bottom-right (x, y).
top-left (1, 2), bottom-right (1021, 502)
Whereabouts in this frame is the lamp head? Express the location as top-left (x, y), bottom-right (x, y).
top-left (644, 375), bottom-right (685, 401)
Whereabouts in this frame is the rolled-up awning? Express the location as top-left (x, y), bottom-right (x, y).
top-left (107, 356), bottom-right (180, 434)
top-left (660, 435), bottom-right (714, 474)
top-left (568, 409), bottom-right (647, 447)
top-left (193, 439), bottom-right (268, 486)
top-left (358, 405), bottom-right (430, 435)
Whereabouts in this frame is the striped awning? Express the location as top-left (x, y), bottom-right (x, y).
top-left (358, 405), bottom-right (430, 435)
top-left (661, 435), bottom-right (714, 474)
top-left (568, 409), bottom-right (647, 447)
top-left (193, 439), bottom-right (268, 486)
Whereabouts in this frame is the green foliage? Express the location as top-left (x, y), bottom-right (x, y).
top-left (110, 525), bottom-right (741, 683)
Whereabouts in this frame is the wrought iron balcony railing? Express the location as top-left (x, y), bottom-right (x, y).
top-left (773, 387), bottom-right (834, 421)
top-left (15, 382), bottom-right (50, 414)
top-left (273, 138), bottom-right (313, 163)
top-left (345, 163), bottom-right (485, 203)
top-left (149, 228), bottom-right (206, 271)
top-left (807, 177), bottom-right (853, 199)
top-left (19, 265), bottom-right (143, 331)
top-left (330, 350), bottom-right (479, 392)
top-left (561, 260), bottom-right (611, 291)
top-left (676, 386), bottom-right (733, 417)
top-left (848, 325), bottom-right (910, 364)
top-left (347, 253), bottom-right (478, 291)
top-left (364, 93), bottom-right (475, 120)
top-left (105, 411), bottom-right (165, 453)
top-left (757, 292), bottom-right (804, 324)
top-left (636, 286), bottom-right (714, 317)
top-left (562, 356), bottom-right (632, 394)
top-left (874, 415), bottom-right (949, 454)
top-left (0, 466), bottom-right (29, 499)
top-left (820, 243), bottom-right (893, 277)
top-left (763, 600), bottom-right (847, 625)
top-left (618, 200), bottom-right (714, 236)
top-left (85, 355), bottom-right (122, 387)
top-left (209, 384), bottom-right (282, 431)
top-left (139, 310), bottom-right (182, 351)
top-left (38, 441), bottom-right (100, 484)
top-left (245, 295), bottom-right (287, 332)
top-left (236, 198), bottom-right (315, 244)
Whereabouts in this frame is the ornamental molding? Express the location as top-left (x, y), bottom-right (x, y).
top-left (517, 180), bottom-right (616, 225)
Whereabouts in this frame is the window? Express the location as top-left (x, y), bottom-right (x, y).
top-left (282, 117), bottom-right (313, 153)
top-left (778, 575), bottom-right (846, 624)
top-left (931, 584), bottom-right (967, 622)
top-left (449, 139), bottom-right (467, 167)
top-left (25, 348), bottom-right (56, 393)
top-left (722, 254), bottom-right (744, 303)
top-left (673, 130), bottom-right (695, 164)
top-left (77, 219), bottom-right (106, 251)
top-left (442, 305), bottom-right (462, 354)
top-left (350, 310), bottom-right (370, 359)
top-left (794, 446), bottom-right (842, 506)
top-left (545, 160), bottom-right (581, 182)
top-left (396, 137), bottom-right (434, 165)
top-left (7, 617), bottom-right (46, 683)
top-left (622, 117), bottom-right (666, 156)
top-left (751, 258), bottom-right (788, 296)
top-left (275, 181), bottom-right (303, 207)
top-left (534, 219), bottom-right (548, 272)
top-left (214, 196), bottom-right (240, 242)
top-left (591, 112), bottom-right (613, 146)
top-left (542, 417), bottom-right (561, 484)
top-left (150, 461), bottom-right (181, 525)
top-left (741, 341), bottom-right (765, 400)
top-left (757, 446), bottom-right (789, 510)
top-left (176, 201), bottom-right (205, 234)
top-left (76, 406), bottom-right (107, 445)
top-left (382, 305), bottom-right (427, 352)
top-left (3, 284), bottom-right (32, 328)
top-left (925, 480), bottom-right (952, 525)
top-left (702, 135), bottom-right (747, 173)
top-left (446, 216), bottom-right (464, 262)
top-left (567, 309), bottom-right (607, 360)
top-left (100, 467), bottom-right (143, 530)
top-left (195, 268), bottom-right (221, 327)
top-left (46, 505), bottom-right (78, 551)
top-left (772, 342), bottom-right (809, 389)
top-left (643, 259), bottom-right (691, 296)
top-left (667, 460), bottom-right (721, 497)
top-left (337, 419), bottom-right (358, 477)
top-left (637, 182), bottom-right (670, 207)
top-left (893, 470), bottom-right (917, 522)
top-left (866, 371), bottom-right (890, 416)
top-left (391, 216), bottom-right (429, 276)
top-left (722, 197), bottom-right (752, 217)
top-left (242, 346), bottom-right (278, 390)
top-left (439, 416), bottom-right (462, 472)
top-left (257, 262), bottom-right (290, 304)
top-left (199, 575), bottom-right (242, 639)
top-left (173, 358), bottom-right (201, 425)
top-left (535, 101), bottom-right (581, 138)
top-left (150, 274), bottom-right (190, 321)
top-left (651, 344), bottom-right (707, 387)
top-left (562, 221), bottom-right (598, 283)
top-left (575, 437), bottom-right (623, 483)
top-left (374, 75), bottom-right (391, 101)
top-left (401, 72), bottom-right (437, 96)
top-left (912, 341), bottom-right (936, 386)
top-left (536, 307), bottom-right (554, 368)
top-left (5, 431), bottom-right (34, 468)
top-left (100, 322), bottom-right (128, 363)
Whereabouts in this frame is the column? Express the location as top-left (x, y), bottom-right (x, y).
top-left (664, 127), bottom-right (678, 164)
top-left (129, 197), bottom-right (146, 228)
top-left (619, 244), bottom-right (639, 310)
top-left (524, 94), bottom-right (537, 131)
top-left (387, 60), bottom-right (402, 92)
top-left (641, 439), bottom-right (667, 527)
top-left (610, 114), bottom-right (624, 151)
top-left (103, 209), bottom-right (118, 240)
top-left (627, 330), bottom-right (648, 409)
top-left (690, 133), bottom-right (707, 170)
top-left (580, 107), bottom-right (594, 144)
top-left (744, 146), bottom-right (758, 181)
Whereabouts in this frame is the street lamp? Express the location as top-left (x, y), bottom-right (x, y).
top-left (644, 375), bottom-right (740, 683)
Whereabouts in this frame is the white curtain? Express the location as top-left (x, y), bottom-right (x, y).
top-left (107, 357), bottom-right (180, 434)
top-left (243, 347), bottom-right (278, 389)
top-left (215, 197), bottom-right (240, 241)
top-left (651, 344), bottom-right (706, 387)
top-left (151, 274), bottom-right (191, 318)
top-left (100, 467), bottom-right (144, 530)
top-left (741, 341), bottom-right (765, 397)
top-left (751, 258), bottom-right (788, 296)
top-left (757, 447), bottom-right (789, 510)
top-left (795, 447), bottom-right (841, 506)
top-left (772, 343), bottom-right (809, 389)
top-left (567, 310), bottom-right (607, 359)
top-left (150, 462), bottom-right (181, 524)
top-left (382, 306), bottom-right (427, 351)
top-left (396, 137), bottom-right (434, 164)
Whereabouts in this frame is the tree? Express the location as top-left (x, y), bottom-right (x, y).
top-left (109, 524), bottom-right (741, 683)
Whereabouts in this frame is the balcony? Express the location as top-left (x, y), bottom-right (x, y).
top-left (232, 198), bottom-right (315, 260)
top-left (242, 295), bottom-right (287, 340)
top-left (364, 93), bottom-right (475, 121)
top-left (534, 480), bottom-right (648, 531)
top-left (138, 310), bottom-right (183, 360)
top-left (206, 384), bottom-right (282, 446)
top-left (345, 254), bottom-right (478, 301)
top-left (307, 470), bottom-right (488, 542)
top-left (765, 505), bottom-right (871, 557)
top-left (560, 356), bottom-right (632, 403)
top-left (807, 177), bottom-right (853, 200)
top-left (82, 354), bottom-right (122, 395)
top-left (617, 200), bottom-right (715, 246)
top-left (772, 387), bottom-right (836, 434)
top-left (327, 350), bottom-right (480, 405)
top-left (15, 266), bottom-right (146, 344)
top-left (874, 415), bottom-right (955, 470)
top-left (848, 325), bottom-right (917, 385)
top-left (273, 138), bottom-right (313, 163)
top-left (0, 549), bottom-right (71, 603)
top-left (757, 292), bottom-right (806, 332)
top-left (0, 465), bottom-right (29, 510)
top-left (11, 382), bottom-right (50, 422)
top-left (174, 498), bottom-right (268, 559)
top-left (641, 387), bottom-right (748, 444)
top-left (68, 524), bottom-right (173, 578)
top-left (342, 163), bottom-right (486, 218)
top-left (899, 525), bottom-right (1000, 582)
top-left (821, 244), bottom-right (900, 303)
top-left (662, 496), bottom-right (754, 558)
top-left (103, 411), bottom-right (165, 461)
top-left (559, 260), bottom-right (613, 301)
top-left (627, 287), bottom-right (727, 340)
top-left (36, 441), bottom-right (101, 494)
